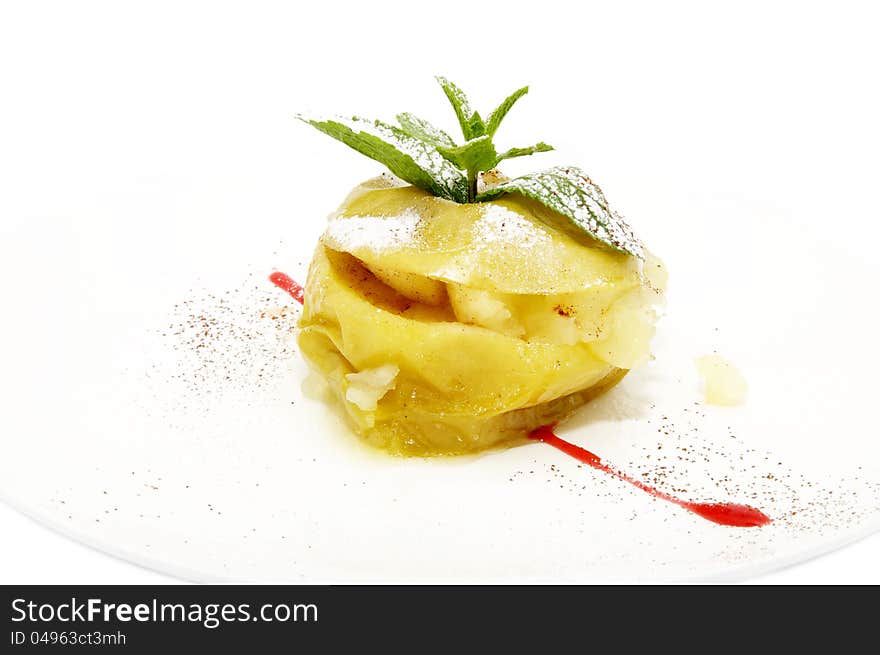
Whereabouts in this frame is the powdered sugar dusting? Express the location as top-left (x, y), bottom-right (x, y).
top-left (323, 209), bottom-right (421, 254)
top-left (480, 165), bottom-right (645, 258)
top-left (356, 117), bottom-right (466, 198)
top-left (303, 114), bottom-right (468, 202)
top-left (473, 202), bottom-right (552, 250)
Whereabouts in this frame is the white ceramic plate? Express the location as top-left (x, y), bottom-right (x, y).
top-left (1, 176), bottom-right (878, 582)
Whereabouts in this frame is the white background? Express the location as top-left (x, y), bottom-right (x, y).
top-left (1, 0), bottom-right (878, 583)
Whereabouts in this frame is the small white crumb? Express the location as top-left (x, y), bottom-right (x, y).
top-left (345, 364), bottom-right (400, 411)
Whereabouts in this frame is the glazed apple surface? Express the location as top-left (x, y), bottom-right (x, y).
top-left (297, 176), bottom-right (666, 455)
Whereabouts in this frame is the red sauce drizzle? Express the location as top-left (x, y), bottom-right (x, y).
top-left (529, 425), bottom-right (771, 527)
top-left (269, 271), bottom-right (304, 305)
top-left (267, 272), bottom-right (770, 527)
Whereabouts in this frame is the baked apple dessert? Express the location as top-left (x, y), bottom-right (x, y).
top-left (296, 78), bottom-right (665, 455)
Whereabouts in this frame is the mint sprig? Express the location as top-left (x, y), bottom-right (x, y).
top-left (477, 166), bottom-right (644, 258)
top-left (298, 115), bottom-right (468, 202)
top-left (395, 112), bottom-right (455, 148)
top-left (496, 142), bottom-right (554, 163)
top-left (431, 76), bottom-right (551, 201)
top-left (298, 77), bottom-right (644, 258)
top-left (436, 76), bottom-right (486, 141)
top-left (485, 85), bottom-right (529, 136)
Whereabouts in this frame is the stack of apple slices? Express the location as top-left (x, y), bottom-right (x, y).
top-left (297, 177), bottom-right (665, 455)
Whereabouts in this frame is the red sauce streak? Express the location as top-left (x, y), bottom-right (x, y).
top-left (268, 271), bottom-right (768, 528)
top-left (529, 425), bottom-right (771, 528)
top-left (269, 271), bottom-right (304, 305)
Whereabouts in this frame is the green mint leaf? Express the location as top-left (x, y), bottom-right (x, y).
top-left (298, 114), bottom-right (468, 203)
top-left (466, 110), bottom-right (486, 140)
top-left (396, 112), bottom-right (456, 148)
top-left (496, 142), bottom-right (554, 163)
top-left (435, 76), bottom-right (487, 140)
top-left (486, 86), bottom-right (529, 136)
top-left (476, 166), bottom-right (644, 258)
top-left (437, 135), bottom-right (498, 173)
